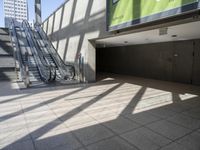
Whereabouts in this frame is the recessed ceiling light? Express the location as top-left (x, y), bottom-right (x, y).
top-left (172, 35), bottom-right (177, 37)
top-left (124, 41), bottom-right (128, 44)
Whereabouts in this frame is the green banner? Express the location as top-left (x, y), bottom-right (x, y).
top-left (108, 0), bottom-right (200, 31)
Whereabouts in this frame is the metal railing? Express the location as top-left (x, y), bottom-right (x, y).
top-left (35, 25), bottom-right (75, 80)
top-left (9, 20), bottom-right (30, 87)
top-left (22, 20), bottom-right (56, 82)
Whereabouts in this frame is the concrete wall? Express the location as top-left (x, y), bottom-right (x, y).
top-left (97, 40), bottom-right (200, 85)
top-left (42, 0), bottom-right (199, 83)
top-left (42, 0), bottom-right (110, 82)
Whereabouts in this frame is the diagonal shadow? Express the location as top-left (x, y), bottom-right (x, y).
top-left (0, 86), bottom-right (89, 122)
top-left (2, 83), bottom-right (123, 149)
top-left (0, 79), bottom-right (120, 122)
top-left (172, 93), bottom-right (182, 103)
top-left (0, 93), bottom-right (34, 104)
top-left (119, 86), bottom-right (146, 116)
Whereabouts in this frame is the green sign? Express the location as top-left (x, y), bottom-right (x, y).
top-left (108, 0), bottom-right (200, 31)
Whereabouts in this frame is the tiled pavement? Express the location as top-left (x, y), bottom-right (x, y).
top-left (0, 74), bottom-right (200, 150)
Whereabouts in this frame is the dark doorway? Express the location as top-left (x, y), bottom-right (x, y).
top-left (172, 41), bottom-right (194, 84)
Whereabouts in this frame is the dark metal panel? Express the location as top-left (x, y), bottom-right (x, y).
top-left (172, 41), bottom-right (194, 84)
top-left (192, 40), bottom-right (200, 85)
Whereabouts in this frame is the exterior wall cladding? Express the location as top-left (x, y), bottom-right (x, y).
top-left (42, 0), bottom-right (110, 82)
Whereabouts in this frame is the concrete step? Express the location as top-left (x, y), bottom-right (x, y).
top-left (0, 28), bottom-right (13, 56)
top-left (0, 69), bottom-right (16, 81)
top-left (0, 56), bottom-right (15, 68)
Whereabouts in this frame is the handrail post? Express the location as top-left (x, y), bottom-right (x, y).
top-left (10, 19), bottom-right (30, 87)
top-left (24, 52), bottom-right (30, 87)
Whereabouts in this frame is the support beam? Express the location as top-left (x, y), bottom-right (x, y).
top-left (35, 0), bottom-right (41, 25)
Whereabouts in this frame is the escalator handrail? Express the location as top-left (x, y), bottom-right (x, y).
top-left (24, 20), bottom-right (57, 82)
top-left (9, 20), bottom-right (30, 87)
top-left (35, 25), bottom-right (75, 80)
top-left (22, 20), bottom-right (55, 82)
top-left (22, 21), bottom-right (52, 82)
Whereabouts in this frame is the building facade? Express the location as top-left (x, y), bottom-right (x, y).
top-left (3, 0), bottom-right (28, 27)
top-left (42, 0), bottom-right (200, 85)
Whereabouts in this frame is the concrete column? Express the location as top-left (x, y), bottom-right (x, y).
top-left (35, 0), bottom-right (42, 25)
top-left (85, 40), bottom-right (96, 82)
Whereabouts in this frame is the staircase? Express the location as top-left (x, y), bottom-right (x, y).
top-left (0, 28), bottom-right (16, 81)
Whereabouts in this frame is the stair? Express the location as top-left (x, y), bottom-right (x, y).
top-left (0, 28), bottom-right (16, 81)
top-left (21, 55), bottom-right (41, 82)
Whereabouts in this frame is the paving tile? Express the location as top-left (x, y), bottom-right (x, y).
top-left (29, 120), bottom-right (67, 139)
top-left (34, 129), bottom-right (82, 150)
top-left (0, 140), bottom-right (35, 150)
top-left (181, 98), bottom-right (200, 108)
top-left (0, 77), bottom-right (200, 150)
top-left (176, 132), bottom-right (200, 150)
top-left (0, 128), bottom-right (31, 146)
top-left (86, 136), bottom-right (137, 150)
top-left (182, 109), bottom-right (200, 120)
top-left (148, 107), bottom-right (177, 119)
top-left (24, 111), bottom-right (58, 124)
top-left (61, 114), bottom-right (98, 128)
top-left (89, 112), bottom-right (119, 123)
top-left (160, 142), bottom-right (188, 150)
top-left (54, 145), bottom-right (85, 150)
top-left (167, 114), bottom-right (200, 130)
top-left (121, 127), bottom-right (171, 150)
top-left (147, 120), bottom-right (191, 140)
top-left (73, 124), bottom-right (114, 145)
top-left (125, 111), bottom-right (161, 125)
top-left (27, 121), bottom-right (66, 134)
top-left (164, 103), bottom-right (191, 113)
top-left (67, 121), bottom-right (100, 132)
top-left (103, 117), bottom-right (140, 134)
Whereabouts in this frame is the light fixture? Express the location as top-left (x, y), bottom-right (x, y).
top-left (159, 27), bottom-right (168, 36)
top-left (171, 35), bottom-right (177, 38)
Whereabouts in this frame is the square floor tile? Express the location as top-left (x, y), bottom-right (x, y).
top-left (54, 145), bottom-right (86, 150)
top-left (86, 136), bottom-right (137, 150)
top-left (0, 128), bottom-right (31, 146)
top-left (121, 127), bottom-right (171, 150)
top-left (73, 124), bottom-right (114, 145)
top-left (103, 117), bottom-right (140, 134)
top-left (29, 120), bottom-right (66, 139)
top-left (176, 132), bottom-right (200, 150)
top-left (62, 114), bottom-right (97, 128)
top-left (160, 142), bottom-right (188, 150)
top-left (164, 103), bottom-right (191, 113)
top-left (125, 112), bottom-right (161, 125)
top-left (148, 107), bottom-right (177, 119)
top-left (182, 109), bottom-right (200, 120)
top-left (0, 140), bottom-right (35, 150)
top-left (147, 120), bottom-right (191, 140)
top-left (167, 114), bottom-right (200, 130)
top-left (34, 129), bottom-right (82, 150)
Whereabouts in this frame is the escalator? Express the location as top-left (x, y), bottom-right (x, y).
top-left (34, 23), bottom-right (75, 81)
top-left (9, 20), bottom-right (76, 88)
top-left (15, 27), bottom-right (41, 83)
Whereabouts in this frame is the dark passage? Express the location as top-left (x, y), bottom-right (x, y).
top-left (97, 39), bottom-right (200, 85)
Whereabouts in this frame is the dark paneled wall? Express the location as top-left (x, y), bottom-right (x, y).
top-left (97, 40), bottom-right (200, 85)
